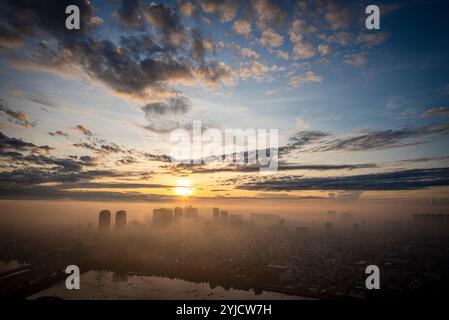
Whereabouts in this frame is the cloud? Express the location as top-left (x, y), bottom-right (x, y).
top-left (142, 96), bottom-right (190, 118)
top-left (0, 0), bottom-right (98, 48)
top-left (143, 2), bottom-right (185, 48)
top-left (0, 101), bottom-right (32, 128)
top-left (280, 122), bottom-right (449, 156)
top-left (279, 130), bottom-right (329, 155)
top-left (237, 167), bottom-right (449, 191)
top-left (232, 19), bottom-right (251, 38)
top-left (357, 32), bottom-right (389, 46)
top-left (178, 1), bottom-right (197, 17)
top-left (326, 31), bottom-right (352, 46)
top-left (113, 0), bottom-right (145, 29)
top-left (288, 71), bottom-right (322, 87)
top-left (385, 95), bottom-right (405, 110)
top-left (239, 47), bottom-right (259, 60)
top-left (0, 185), bottom-right (172, 202)
top-left (2, 1), bottom-right (234, 102)
top-left (48, 130), bottom-right (69, 137)
top-left (420, 107), bottom-right (449, 118)
top-left (198, 0), bottom-right (239, 22)
top-left (324, 2), bottom-right (352, 30)
top-left (344, 53), bottom-right (367, 67)
top-left (313, 122), bottom-right (449, 152)
top-left (259, 28), bottom-right (284, 48)
top-left (275, 50), bottom-right (289, 60)
top-left (292, 42), bottom-right (316, 60)
top-left (318, 44), bottom-right (331, 56)
top-left (141, 96), bottom-right (191, 132)
top-left (250, 0), bottom-right (284, 31)
top-left (169, 162), bottom-right (377, 174)
top-left (0, 131), bottom-right (53, 154)
top-left (74, 124), bottom-right (93, 137)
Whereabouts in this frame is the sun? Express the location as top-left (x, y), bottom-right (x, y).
top-left (175, 179), bottom-right (193, 196)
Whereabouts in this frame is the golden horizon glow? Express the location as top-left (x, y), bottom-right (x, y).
top-left (175, 179), bottom-right (193, 196)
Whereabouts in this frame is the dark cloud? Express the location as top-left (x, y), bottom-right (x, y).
top-left (279, 131), bottom-right (329, 155)
top-left (167, 162), bottom-right (377, 174)
top-left (142, 96), bottom-right (190, 118)
top-left (2, 0), bottom-right (232, 102)
top-left (143, 2), bottom-right (185, 48)
top-left (48, 130), bottom-right (68, 137)
top-left (0, 185), bottom-right (172, 202)
top-left (116, 155), bottom-right (138, 165)
top-left (314, 123), bottom-right (449, 152)
top-left (74, 124), bottom-right (93, 137)
top-left (237, 167), bottom-right (449, 191)
top-left (0, 101), bottom-right (32, 128)
top-left (280, 123), bottom-right (449, 156)
top-left (0, 0), bottom-right (97, 48)
top-left (0, 131), bottom-right (53, 153)
top-left (72, 141), bottom-right (124, 155)
top-left (113, 0), bottom-right (145, 30)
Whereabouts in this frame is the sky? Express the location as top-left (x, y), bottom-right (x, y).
top-left (0, 0), bottom-right (448, 214)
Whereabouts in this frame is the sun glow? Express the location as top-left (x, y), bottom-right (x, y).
top-left (175, 179), bottom-right (193, 196)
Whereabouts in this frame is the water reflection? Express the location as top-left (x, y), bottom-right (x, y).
top-left (31, 270), bottom-right (307, 300)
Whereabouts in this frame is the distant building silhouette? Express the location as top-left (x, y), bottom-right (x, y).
top-left (250, 213), bottom-right (280, 225)
top-left (413, 213), bottom-right (447, 226)
top-left (324, 222), bottom-right (333, 232)
top-left (220, 210), bottom-right (229, 219)
top-left (213, 207), bottom-right (220, 219)
top-left (296, 226), bottom-right (309, 240)
top-left (353, 223), bottom-right (360, 232)
top-left (99, 210), bottom-right (111, 232)
top-left (115, 210), bottom-right (127, 231)
top-left (230, 214), bottom-right (243, 223)
top-left (153, 208), bottom-right (173, 227)
top-left (174, 207), bottom-right (183, 220)
top-left (279, 218), bottom-right (285, 227)
top-left (184, 205), bottom-right (198, 218)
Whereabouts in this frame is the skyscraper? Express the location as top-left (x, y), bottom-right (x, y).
top-left (325, 222), bottom-right (333, 232)
top-left (174, 207), bottom-right (183, 220)
top-left (184, 205), bottom-right (198, 218)
top-left (99, 210), bottom-right (111, 232)
top-left (213, 207), bottom-right (220, 219)
top-left (296, 226), bottom-right (309, 240)
top-left (220, 210), bottom-right (229, 219)
top-left (153, 208), bottom-right (174, 227)
top-left (115, 210), bottom-right (127, 231)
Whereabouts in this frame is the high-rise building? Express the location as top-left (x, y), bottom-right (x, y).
top-left (296, 226), bottom-right (309, 240)
top-left (230, 214), bottom-right (243, 223)
top-left (115, 210), bottom-right (127, 231)
top-left (249, 213), bottom-right (280, 225)
top-left (353, 223), bottom-right (360, 232)
top-left (184, 205), bottom-right (198, 218)
top-left (220, 210), bottom-right (229, 219)
top-left (174, 207), bottom-right (183, 220)
top-left (99, 210), bottom-right (111, 232)
top-left (153, 208), bottom-right (173, 227)
top-left (324, 222), bottom-right (333, 232)
top-left (213, 207), bottom-right (220, 219)
top-left (413, 213), bottom-right (446, 226)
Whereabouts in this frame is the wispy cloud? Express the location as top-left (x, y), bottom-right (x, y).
top-left (237, 167), bottom-right (449, 191)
